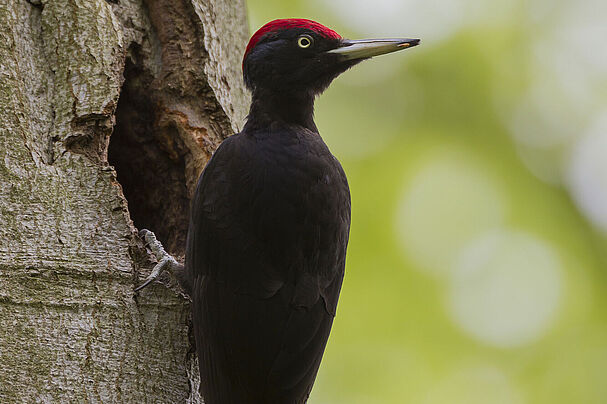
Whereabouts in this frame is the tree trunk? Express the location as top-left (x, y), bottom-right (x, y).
top-left (0, 0), bottom-right (248, 401)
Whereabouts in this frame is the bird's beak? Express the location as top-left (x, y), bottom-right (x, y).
top-left (327, 38), bottom-right (420, 60)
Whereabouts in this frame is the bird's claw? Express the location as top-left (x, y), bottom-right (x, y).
top-left (134, 229), bottom-right (180, 292)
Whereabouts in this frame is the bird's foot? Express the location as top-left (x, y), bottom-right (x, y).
top-left (134, 229), bottom-right (183, 293)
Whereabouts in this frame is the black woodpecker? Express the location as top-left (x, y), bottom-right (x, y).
top-left (136, 18), bottom-right (419, 404)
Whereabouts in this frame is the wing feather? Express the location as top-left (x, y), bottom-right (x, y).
top-left (186, 130), bottom-right (350, 403)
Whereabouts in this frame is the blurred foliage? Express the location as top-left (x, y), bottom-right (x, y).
top-left (246, 1), bottom-right (607, 403)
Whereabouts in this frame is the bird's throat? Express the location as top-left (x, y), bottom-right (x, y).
top-left (244, 90), bottom-right (317, 132)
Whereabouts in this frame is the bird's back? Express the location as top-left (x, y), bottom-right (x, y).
top-left (186, 125), bottom-right (350, 403)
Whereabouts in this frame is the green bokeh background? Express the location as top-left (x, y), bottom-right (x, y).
top-left (246, 1), bottom-right (607, 403)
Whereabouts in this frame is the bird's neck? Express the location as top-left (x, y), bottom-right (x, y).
top-left (244, 89), bottom-right (317, 132)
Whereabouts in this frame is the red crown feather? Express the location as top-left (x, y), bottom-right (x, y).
top-left (244, 19), bottom-right (341, 63)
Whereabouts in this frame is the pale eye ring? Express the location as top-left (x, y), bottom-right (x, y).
top-left (297, 34), bottom-right (314, 48)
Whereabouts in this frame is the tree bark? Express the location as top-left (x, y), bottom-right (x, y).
top-left (0, 0), bottom-right (248, 402)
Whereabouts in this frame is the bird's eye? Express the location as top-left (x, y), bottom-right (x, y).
top-left (297, 35), bottom-right (314, 49)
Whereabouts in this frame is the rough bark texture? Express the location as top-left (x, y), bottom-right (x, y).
top-left (0, 0), bottom-right (248, 402)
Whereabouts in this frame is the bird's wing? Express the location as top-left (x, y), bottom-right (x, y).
top-left (187, 133), bottom-right (350, 304)
top-left (264, 151), bottom-right (350, 401)
top-left (186, 134), bottom-right (289, 297)
top-left (186, 132), bottom-right (350, 402)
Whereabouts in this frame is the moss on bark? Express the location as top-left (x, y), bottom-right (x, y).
top-left (0, 0), bottom-right (248, 401)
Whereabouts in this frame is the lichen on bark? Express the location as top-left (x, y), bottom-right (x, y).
top-left (0, 0), bottom-right (248, 401)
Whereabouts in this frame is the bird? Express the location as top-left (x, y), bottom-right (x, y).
top-left (136, 18), bottom-right (419, 404)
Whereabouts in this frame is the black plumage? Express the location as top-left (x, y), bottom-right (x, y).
top-left (182, 19), bottom-right (420, 404)
top-left (187, 126), bottom-right (350, 403)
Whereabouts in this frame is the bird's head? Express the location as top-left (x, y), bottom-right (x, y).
top-left (243, 19), bottom-right (420, 96)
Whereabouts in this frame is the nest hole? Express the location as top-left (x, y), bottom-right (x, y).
top-left (109, 52), bottom-right (189, 257)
